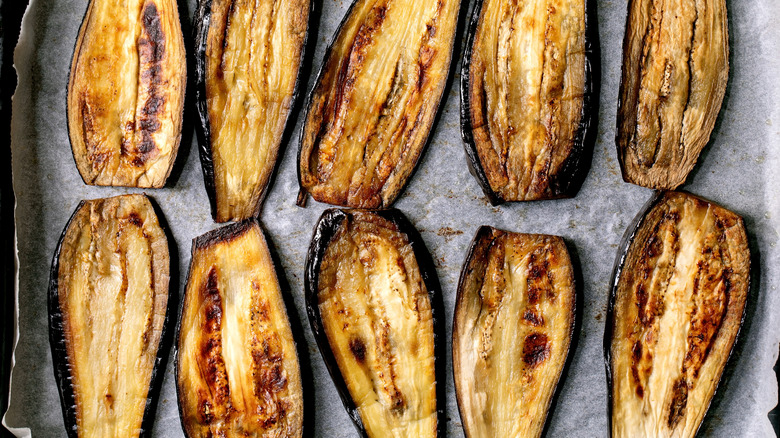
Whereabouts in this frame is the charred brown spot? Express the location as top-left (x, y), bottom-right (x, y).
top-left (526, 250), bottom-right (551, 305)
top-left (668, 377), bottom-right (689, 428)
top-left (199, 396), bottom-right (215, 423)
top-left (349, 337), bottom-right (367, 362)
top-left (127, 212), bottom-right (144, 227)
top-left (128, 2), bottom-right (168, 167)
top-left (199, 266), bottom-right (231, 410)
top-left (252, 336), bottom-right (287, 394)
top-left (630, 340), bottom-right (645, 397)
top-left (140, 3), bottom-right (166, 64)
top-left (251, 298), bottom-right (271, 323)
top-left (523, 310), bottom-right (543, 326)
top-left (522, 332), bottom-right (550, 367)
top-left (632, 340), bottom-right (642, 361)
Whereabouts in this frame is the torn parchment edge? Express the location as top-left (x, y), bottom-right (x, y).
top-left (2, 0), bottom-right (34, 435)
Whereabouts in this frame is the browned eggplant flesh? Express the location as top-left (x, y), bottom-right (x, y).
top-left (310, 210), bottom-right (438, 436)
top-left (196, 0), bottom-right (310, 222)
top-left (297, 0), bottom-right (461, 208)
top-left (177, 220), bottom-right (303, 437)
top-left (67, 0), bottom-right (186, 188)
top-left (608, 191), bottom-right (749, 437)
top-left (49, 194), bottom-right (170, 437)
top-left (464, 0), bottom-right (591, 202)
top-left (453, 227), bottom-right (575, 438)
top-left (616, 0), bottom-right (728, 189)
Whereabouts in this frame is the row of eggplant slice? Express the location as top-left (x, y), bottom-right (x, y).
top-left (48, 189), bottom-right (748, 437)
top-left (66, 0), bottom-right (727, 219)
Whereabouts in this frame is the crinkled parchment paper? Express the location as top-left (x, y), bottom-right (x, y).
top-left (4, 0), bottom-right (780, 435)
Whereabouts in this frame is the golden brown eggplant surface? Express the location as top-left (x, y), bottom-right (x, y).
top-left (466, 0), bottom-right (586, 201)
top-left (453, 227), bottom-right (575, 438)
top-left (616, 0), bottom-right (728, 189)
top-left (202, 0), bottom-right (309, 222)
top-left (53, 194), bottom-right (169, 437)
top-left (298, 0), bottom-right (460, 208)
top-left (317, 211), bottom-right (437, 437)
top-left (67, 0), bottom-right (186, 188)
top-left (609, 192), bottom-right (749, 438)
top-left (177, 221), bottom-right (303, 437)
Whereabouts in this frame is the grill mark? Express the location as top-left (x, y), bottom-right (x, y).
top-left (668, 377), bottom-right (689, 428)
top-left (251, 335), bottom-right (288, 428)
top-left (526, 248), bottom-right (551, 305)
top-left (198, 266), bottom-right (232, 425)
top-left (683, 237), bottom-right (731, 382)
top-left (629, 210), bottom-right (680, 398)
top-left (631, 341), bottom-right (644, 397)
top-left (522, 332), bottom-right (550, 367)
top-left (132, 2), bottom-right (167, 167)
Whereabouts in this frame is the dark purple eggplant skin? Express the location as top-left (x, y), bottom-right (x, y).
top-left (193, 0), bottom-right (314, 220)
top-left (602, 190), bottom-right (750, 437)
top-left (459, 0), bottom-right (599, 206)
top-left (304, 208), bottom-right (446, 437)
top-left (47, 198), bottom-right (174, 438)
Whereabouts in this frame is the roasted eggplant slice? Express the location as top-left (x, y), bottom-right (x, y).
top-left (305, 209), bottom-right (443, 437)
top-left (296, 0), bottom-right (461, 208)
top-left (453, 226), bottom-right (575, 438)
top-left (606, 191), bottom-right (749, 437)
top-left (616, 0), bottom-right (728, 189)
top-left (67, 0), bottom-right (186, 188)
top-left (48, 194), bottom-right (170, 437)
top-left (460, 0), bottom-right (595, 204)
top-left (176, 220), bottom-right (303, 437)
top-left (194, 0), bottom-right (311, 222)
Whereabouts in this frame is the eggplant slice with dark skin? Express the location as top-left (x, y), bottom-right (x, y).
top-left (616, 0), bottom-right (728, 189)
top-left (453, 226), bottom-right (575, 438)
top-left (460, 0), bottom-right (595, 204)
top-left (305, 209), bottom-right (443, 437)
top-left (176, 220), bottom-right (304, 437)
top-left (296, 0), bottom-right (461, 208)
top-left (67, 0), bottom-right (186, 188)
top-left (606, 191), bottom-right (749, 438)
top-left (194, 0), bottom-right (311, 222)
top-left (48, 194), bottom-right (170, 437)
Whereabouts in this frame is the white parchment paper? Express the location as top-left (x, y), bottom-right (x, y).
top-left (4, 0), bottom-right (780, 436)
